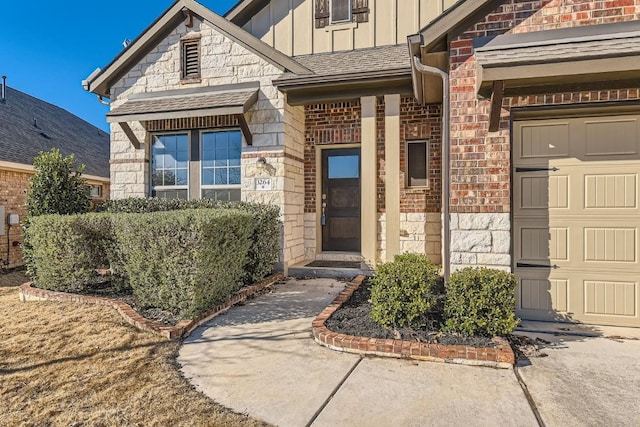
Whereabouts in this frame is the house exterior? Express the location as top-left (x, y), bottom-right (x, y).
top-left (85, 0), bottom-right (640, 328)
top-left (0, 80), bottom-right (110, 267)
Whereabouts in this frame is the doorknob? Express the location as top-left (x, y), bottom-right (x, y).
top-left (321, 198), bottom-right (327, 226)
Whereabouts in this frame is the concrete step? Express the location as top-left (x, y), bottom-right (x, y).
top-left (313, 252), bottom-right (363, 262)
top-left (288, 260), bottom-right (372, 279)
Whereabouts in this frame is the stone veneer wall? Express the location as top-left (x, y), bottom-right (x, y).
top-left (448, 0), bottom-right (640, 271)
top-left (108, 17), bottom-right (306, 268)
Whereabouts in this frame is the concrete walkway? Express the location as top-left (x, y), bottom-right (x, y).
top-left (178, 278), bottom-right (537, 426)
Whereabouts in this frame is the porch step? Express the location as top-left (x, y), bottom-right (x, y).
top-left (313, 252), bottom-right (363, 262)
top-left (287, 260), bottom-right (373, 279)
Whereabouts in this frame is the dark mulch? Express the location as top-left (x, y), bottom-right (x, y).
top-left (325, 281), bottom-right (496, 347)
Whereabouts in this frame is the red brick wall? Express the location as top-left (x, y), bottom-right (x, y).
top-left (304, 98), bottom-right (443, 214)
top-left (0, 169), bottom-right (29, 266)
top-left (304, 101), bottom-right (362, 213)
top-left (400, 97), bottom-right (441, 214)
top-left (449, 0), bottom-right (640, 213)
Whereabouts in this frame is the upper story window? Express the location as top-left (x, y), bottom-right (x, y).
top-left (181, 37), bottom-right (200, 80)
top-left (315, 0), bottom-right (369, 28)
top-left (331, 0), bottom-right (351, 23)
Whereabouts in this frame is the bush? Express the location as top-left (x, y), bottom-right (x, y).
top-left (370, 253), bottom-right (441, 329)
top-left (112, 209), bottom-right (253, 319)
top-left (26, 148), bottom-right (90, 217)
top-left (98, 198), bottom-right (280, 283)
top-left (444, 267), bottom-right (519, 337)
top-left (26, 214), bottom-right (110, 292)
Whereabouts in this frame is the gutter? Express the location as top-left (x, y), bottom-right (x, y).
top-left (408, 36), bottom-right (451, 281)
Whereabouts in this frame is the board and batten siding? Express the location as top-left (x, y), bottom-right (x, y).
top-left (239, 0), bottom-right (457, 55)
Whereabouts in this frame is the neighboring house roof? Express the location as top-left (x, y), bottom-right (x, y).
top-left (83, 0), bottom-right (311, 98)
top-left (106, 82), bottom-right (260, 122)
top-left (0, 86), bottom-right (110, 178)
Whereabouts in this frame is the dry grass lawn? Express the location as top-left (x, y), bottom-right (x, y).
top-left (0, 270), bottom-right (268, 427)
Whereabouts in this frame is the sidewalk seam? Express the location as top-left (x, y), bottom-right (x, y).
top-left (305, 357), bottom-right (363, 427)
top-left (514, 365), bottom-right (546, 427)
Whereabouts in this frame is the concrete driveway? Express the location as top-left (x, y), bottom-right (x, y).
top-left (178, 278), bottom-right (537, 426)
top-left (515, 331), bottom-right (640, 427)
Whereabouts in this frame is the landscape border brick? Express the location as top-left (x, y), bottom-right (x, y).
top-left (19, 273), bottom-right (284, 340)
top-left (312, 275), bottom-right (515, 369)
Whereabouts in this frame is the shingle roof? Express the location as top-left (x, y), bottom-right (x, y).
top-left (276, 44), bottom-right (411, 84)
top-left (0, 86), bottom-right (110, 178)
top-left (107, 87), bottom-right (258, 121)
top-left (476, 22), bottom-right (640, 67)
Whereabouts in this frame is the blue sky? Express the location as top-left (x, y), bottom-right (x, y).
top-left (1, 1), bottom-right (239, 132)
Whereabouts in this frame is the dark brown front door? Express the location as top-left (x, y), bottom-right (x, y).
top-left (321, 148), bottom-right (361, 252)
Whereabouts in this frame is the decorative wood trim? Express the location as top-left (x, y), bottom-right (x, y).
top-left (236, 114), bottom-right (253, 146)
top-left (488, 80), bottom-right (505, 132)
top-left (118, 122), bottom-right (142, 149)
top-left (182, 7), bottom-right (193, 28)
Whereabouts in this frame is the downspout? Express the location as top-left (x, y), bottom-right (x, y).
top-left (412, 57), bottom-right (451, 281)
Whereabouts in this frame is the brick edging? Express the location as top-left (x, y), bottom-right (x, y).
top-left (312, 275), bottom-right (515, 369)
top-left (19, 273), bottom-right (284, 340)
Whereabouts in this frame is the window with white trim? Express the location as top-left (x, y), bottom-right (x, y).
top-left (201, 130), bottom-right (241, 201)
top-left (406, 140), bottom-right (428, 188)
top-left (151, 133), bottom-right (189, 199)
top-left (331, 0), bottom-right (351, 23)
top-left (89, 184), bottom-right (102, 198)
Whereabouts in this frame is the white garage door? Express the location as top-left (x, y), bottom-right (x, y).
top-left (513, 114), bottom-right (640, 327)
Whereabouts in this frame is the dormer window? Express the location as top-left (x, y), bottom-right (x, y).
top-left (315, 0), bottom-right (369, 28)
top-left (331, 0), bottom-right (351, 23)
top-left (181, 37), bottom-right (200, 80)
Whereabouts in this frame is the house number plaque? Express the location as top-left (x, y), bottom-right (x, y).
top-left (255, 178), bottom-right (272, 191)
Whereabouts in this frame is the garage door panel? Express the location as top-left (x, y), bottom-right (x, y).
top-left (584, 227), bottom-right (636, 263)
top-left (584, 280), bottom-right (636, 317)
top-left (585, 173), bottom-right (637, 209)
top-left (514, 114), bottom-right (640, 327)
top-left (585, 118), bottom-right (638, 156)
top-left (517, 122), bottom-right (570, 159)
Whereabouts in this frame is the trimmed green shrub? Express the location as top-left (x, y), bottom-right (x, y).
top-left (444, 267), bottom-right (519, 337)
top-left (26, 148), bottom-right (90, 217)
top-left (27, 214), bottom-right (111, 292)
top-left (98, 198), bottom-right (280, 283)
top-left (370, 253), bottom-right (441, 329)
top-left (112, 209), bottom-right (253, 319)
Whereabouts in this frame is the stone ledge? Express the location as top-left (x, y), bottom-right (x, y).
top-left (312, 275), bottom-right (515, 369)
top-left (19, 273), bottom-right (284, 340)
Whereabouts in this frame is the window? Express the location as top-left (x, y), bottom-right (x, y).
top-left (331, 0), bottom-right (351, 23)
top-left (315, 0), bottom-right (368, 28)
top-left (201, 130), bottom-right (242, 201)
top-left (407, 140), bottom-right (428, 188)
top-left (151, 133), bottom-right (189, 199)
top-left (89, 185), bottom-right (102, 198)
top-left (150, 130), bottom-right (243, 201)
top-left (181, 38), bottom-right (200, 80)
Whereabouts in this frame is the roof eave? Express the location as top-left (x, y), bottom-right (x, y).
top-left (274, 68), bottom-right (412, 90)
top-left (84, 0), bottom-right (311, 98)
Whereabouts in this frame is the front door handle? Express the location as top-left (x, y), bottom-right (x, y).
top-left (321, 200), bottom-right (326, 226)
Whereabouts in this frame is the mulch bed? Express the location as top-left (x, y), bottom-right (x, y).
top-left (325, 280), bottom-right (496, 347)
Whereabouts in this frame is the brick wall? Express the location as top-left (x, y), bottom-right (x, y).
top-left (400, 97), bottom-right (441, 214)
top-left (0, 169), bottom-right (28, 267)
top-left (449, 0), bottom-right (640, 214)
top-left (304, 101), bottom-right (362, 213)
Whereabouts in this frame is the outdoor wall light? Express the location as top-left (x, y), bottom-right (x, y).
top-left (256, 157), bottom-right (267, 166)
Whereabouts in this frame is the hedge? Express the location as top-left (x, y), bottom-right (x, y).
top-left (444, 267), bottom-right (519, 337)
top-left (370, 253), bottom-right (441, 329)
top-left (112, 209), bottom-right (253, 319)
top-left (26, 213), bottom-right (112, 292)
top-left (97, 198), bottom-right (280, 283)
